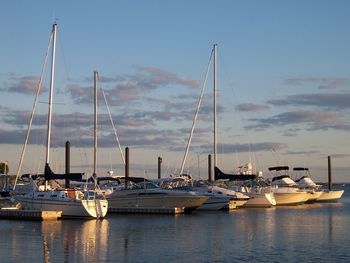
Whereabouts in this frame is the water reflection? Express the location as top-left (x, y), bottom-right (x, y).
top-left (1, 196), bottom-right (349, 262)
top-left (41, 219), bottom-right (109, 263)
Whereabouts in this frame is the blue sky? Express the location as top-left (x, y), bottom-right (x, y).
top-left (1, 0), bottom-right (350, 182)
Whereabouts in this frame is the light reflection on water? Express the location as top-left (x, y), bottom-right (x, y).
top-left (0, 188), bottom-right (349, 262)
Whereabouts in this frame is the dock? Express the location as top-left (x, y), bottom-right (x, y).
top-left (0, 209), bottom-right (62, 220)
top-left (109, 207), bottom-right (185, 214)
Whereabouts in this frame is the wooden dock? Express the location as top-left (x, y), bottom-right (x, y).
top-left (109, 207), bottom-right (185, 214)
top-left (0, 209), bottom-right (62, 220)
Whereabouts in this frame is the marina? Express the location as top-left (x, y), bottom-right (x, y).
top-left (1, 1), bottom-right (350, 262)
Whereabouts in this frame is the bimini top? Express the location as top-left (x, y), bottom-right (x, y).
top-left (268, 166), bottom-right (289, 171)
top-left (293, 167), bottom-right (309, 171)
top-left (272, 175), bottom-right (291, 182)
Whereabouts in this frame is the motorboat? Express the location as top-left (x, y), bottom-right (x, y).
top-left (238, 179), bottom-right (277, 207)
top-left (293, 167), bottom-right (323, 202)
top-left (190, 180), bottom-right (249, 210)
top-left (293, 167), bottom-right (344, 202)
top-left (317, 189), bottom-right (344, 202)
top-left (293, 168), bottom-right (344, 202)
top-left (269, 166), bottom-right (309, 205)
top-left (99, 177), bottom-right (208, 213)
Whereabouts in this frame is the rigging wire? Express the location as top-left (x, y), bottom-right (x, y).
top-left (179, 48), bottom-right (213, 175)
top-left (97, 73), bottom-right (126, 165)
top-left (13, 32), bottom-right (53, 190)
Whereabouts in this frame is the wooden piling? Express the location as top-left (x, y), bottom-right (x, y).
top-left (328, 155), bottom-right (332, 191)
top-left (158, 157), bottom-right (162, 179)
top-left (208, 154), bottom-right (212, 182)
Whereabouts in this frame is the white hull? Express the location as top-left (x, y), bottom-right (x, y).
top-left (197, 196), bottom-right (231, 210)
top-left (305, 190), bottom-right (323, 202)
top-left (244, 192), bottom-right (276, 207)
top-left (227, 199), bottom-right (248, 209)
top-left (273, 191), bottom-right (309, 205)
top-left (106, 190), bottom-right (208, 212)
top-left (317, 190), bottom-right (344, 202)
top-left (15, 191), bottom-right (108, 218)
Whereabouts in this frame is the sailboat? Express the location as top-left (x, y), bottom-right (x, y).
top-left (14, 23), bottom-right (108, 218)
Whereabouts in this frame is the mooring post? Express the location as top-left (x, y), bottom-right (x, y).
top-left (125, 147), bottom-right (129, 189)
top-left (328, 155), bottom-right (332, 191)
top-left (158, 157), bottom-right (162, 179)
top-left (208, 154), bottom-right (212, 182)
top-left (65, 141), bottom-right (70, 188)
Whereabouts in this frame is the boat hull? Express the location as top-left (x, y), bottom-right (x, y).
top-left (15, 193), bottom-right (108, 218)
top-left (106, 191), bottom-right (208, 212)
top-left (304, 190), bottom-right (323, 203)
top-left (273, 192), bottom-right (309, 205)
top-left (244, 192), bottom-right (276, 207)
top-left (316, 190), bottom-right (344, 202)
top-left (197, 196), bottom-right (231, 211)
top-left (226, 199), bottom-right (248, 209)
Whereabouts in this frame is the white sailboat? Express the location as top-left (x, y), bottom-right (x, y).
top-left (14, 23), bottom-right (108, 218)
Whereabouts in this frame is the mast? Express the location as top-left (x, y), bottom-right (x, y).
top-left (93, 71), bottom-right (98, 177)
top-left (213, 44), bottom-right (218, 168)
top-left (45, 23), bottom-right (57, 166)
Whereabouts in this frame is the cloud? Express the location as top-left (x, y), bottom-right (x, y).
top-left (281, 128), bottom-right (301, 137)
top-left (268, 93), bottom-right (350, 110)
top-left (284, 77), bottom-right (349, 89)
top-left (136, 66), bottom-right (201, 89)
top-left (285, 150), bottom-right (320, 155)
top-left (3, 75), bottom-right (47, 94)
top-left (198, 142), bottom-right (288, 154)
top-left (67, 84), bottom-right (92, 104)
top-left (236, 103), bottom-right (270, 112)
top-left (73, 66), bottom-right (200, 106)
top-left (245, 110), bottom-right (350, 131)
top-left (330, 154), bottom-right (350, 159)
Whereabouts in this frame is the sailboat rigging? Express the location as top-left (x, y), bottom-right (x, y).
top-left (13, 23), bottom-right (108, 218)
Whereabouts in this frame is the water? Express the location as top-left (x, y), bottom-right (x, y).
top-left (1, 185), bottom-right (349, 263)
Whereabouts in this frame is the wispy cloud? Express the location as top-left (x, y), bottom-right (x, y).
top-left (198, 142), bottom-right (288, 154)
top-left (285, 150), bottom-right (320, 155)
top-left (2, 75), bottom-right (47, 94)
top-left (284, 77), bottom-right (350, 89)
top-left (268, 93), bottom-right (350, 110)
top-left (245, 110), bottom-right (350, 131)
top-left (329, 154), bottom-right (350, 159)
top-left (75, 66), bottom-right (201, 106)
top-left (236, 103), bottom-right (269, 112)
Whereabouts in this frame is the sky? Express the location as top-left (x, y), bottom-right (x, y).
top-left (1, 0), bottom-right (350, 182)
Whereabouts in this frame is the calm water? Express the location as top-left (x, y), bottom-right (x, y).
top-left (1, 186), bottom-right (349, 263)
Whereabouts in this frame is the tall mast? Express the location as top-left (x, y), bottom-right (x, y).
top-left (93, 71), bottom-right (98, 177)
top-left (213, 44), bottom-right (218, 168)
top-left (45, 23), bottom-right (57, 165)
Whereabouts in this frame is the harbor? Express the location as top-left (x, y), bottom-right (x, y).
top-left (1, 1), bottom-right (350, 262)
